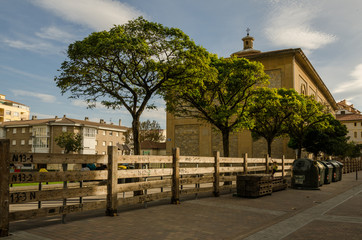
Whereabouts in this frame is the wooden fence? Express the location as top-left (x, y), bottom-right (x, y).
top-left (0, 139), bottom-right (295, 237)
top-left (337, 157), bottom-right (362, 174)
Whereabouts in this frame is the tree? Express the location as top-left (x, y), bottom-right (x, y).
top-left (55, 17), bottom-right (212, 155)
top-left (248, 88), bottom-right (301, 157)
top-left (287, 96), bottom-right (330, 158)
top-left (140, 120), bottom-right (165, 142)
top-left (55, 132), bottom-right (83, 154)
top-left (165, 57), bottom-right (269, 157)
top-left (302, 115), bottom-right (349, 158)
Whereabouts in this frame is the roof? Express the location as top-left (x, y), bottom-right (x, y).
top-left (234, 48), bottom-right (337, 111)
top-left (0, 98), bottom-right (29, 108)
top-left (337, 100), bottom-right (361, 114)
top-left (0, 117), bottom-right (129, 131)
top-left (336, 113), bottom-right (362, 122)
top-left (140, 140), bottom-right (166, 150)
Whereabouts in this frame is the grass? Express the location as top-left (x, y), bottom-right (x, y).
top-left (10, 182), bottom-right (65, 187)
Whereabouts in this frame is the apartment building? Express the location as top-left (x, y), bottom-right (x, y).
top-left (0, 94), bottom-right (30, 123)
top-left (336, 100), bottom-right (362, 144)
top-left (0, 115), bottom-right (129, 154)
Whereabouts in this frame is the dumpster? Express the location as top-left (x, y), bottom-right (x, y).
top-left (335, 161), bottom-right (344, 181)
top-left (292, 158), bottom-right (319, 189)
top-left (328, 161), bottom-right (340, 182)
top-left (316, 161), bottom-right (325, 186)
top-left (320, 161), bottom-right (333, 184)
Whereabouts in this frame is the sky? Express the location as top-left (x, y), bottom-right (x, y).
top-left (1, 0), bottom-right (362, 129)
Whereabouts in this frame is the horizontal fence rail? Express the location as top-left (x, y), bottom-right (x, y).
top-left (8, 139), bottom-right (361, 237)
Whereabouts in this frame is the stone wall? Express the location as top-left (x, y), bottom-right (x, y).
top-left (175, 124), bottom-right (199, 156)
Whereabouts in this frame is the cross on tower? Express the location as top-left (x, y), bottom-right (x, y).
top-left (246, 28), bottom-right (250, 36)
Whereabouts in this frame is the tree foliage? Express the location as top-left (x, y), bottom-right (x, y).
top-left (248, 88), bottom-right (301, 157)
top-left (164, 57), bottom-right (269, 157)
top-left (55, 132), bottom-right (83, 154)
top-left (140, 120), bottom-right (165, 142)
top-left (287, 96), bottom-right (330, 158)
top-left (55, 16), bottom-right (212, 155)
top-left (302, 115), bottom-right (349, 157)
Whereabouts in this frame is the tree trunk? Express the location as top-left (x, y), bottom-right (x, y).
top-left (297, 141), bottom-right (302, 159)
top-left (132, 117), bottom-right (143, 196)
top-left (222, 130), bottom-right (230, 157)
top-left (132, 119), bottom-right (141, 155)
top-left (221, 130), bottom-right (232, 185)
top-left (267, 139), bottom-right (272, 158)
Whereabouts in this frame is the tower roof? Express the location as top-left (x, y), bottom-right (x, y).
top-left (231, 28), bottom-right (261, 57)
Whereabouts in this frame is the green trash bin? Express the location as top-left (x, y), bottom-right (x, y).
top-left (328, 161), bottom-right (340, 182)
top-left (292, 158), bottom-right (319, 189)
top-left (335, 161), bottom-right (344, 181)
top-left (316, 161), bottom-right (325, 186)
top-left (321, 161), bottom-right (333, 184)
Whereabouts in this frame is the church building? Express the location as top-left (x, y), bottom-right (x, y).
top-left (166, 31), bottom-right (337, 158)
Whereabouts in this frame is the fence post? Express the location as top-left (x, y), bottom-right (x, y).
top-left (244, 153), bottom-right (248, 175)
top-left (106, 146), bottom-right (118, 216)
top-left (61, 163), bottom-right (68, 224)
top-left (265, 154), bottom-right (270, 174)
top-left (171, 148), bottom-right (180, 204)
top-left (0, 140), bottom-right (10, 237)
top-left (213, 151), bottom-right (220, 197)
top-left (282, 155), bottom-right (285, 178)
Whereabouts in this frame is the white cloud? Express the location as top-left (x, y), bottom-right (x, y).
top-left (11, 90), bottom-right (56, 103)
top-left (31, 0), bottom-right (144, 31)
top-left (2, 38), bottom-right (58, 53)
top-left (0, 65), bottom-right (49, 82)
top-left (141, 107), bottom-right (166, 127)
top-left (35, 26), bottom-right (75, 43)
top-left (263, 2), bottom-right (337, 52)
top-left (333, 63), bottom-right (362, 94)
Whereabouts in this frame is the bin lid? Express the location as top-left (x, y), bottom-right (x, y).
top-left (316, 161), bottom-right (325, 170)
top-left (327, 161), bottom-right (339, 168)
top-left (321, 161), bottom-right (333, 169)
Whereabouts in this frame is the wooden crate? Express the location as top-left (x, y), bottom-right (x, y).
top-left (236, 174), bottom-right (272, 198)
top-left (272, 178), bottom-right (288, 192)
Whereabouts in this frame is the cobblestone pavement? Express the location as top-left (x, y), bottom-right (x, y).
top-left (3, 172), bottom-right (362, 240)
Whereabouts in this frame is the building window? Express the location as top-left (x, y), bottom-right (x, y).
top-left (354, 132), bottom-right (357, 138)
top-left (12, 140), bottom-right (16, 146)
top-left (21, 140), bottom-right (25, 145)
top-left (6, 110), bottom-right (11, 115)
top-left (103, 130), bottom-right (106, 136)
top-left (28, 139), bottom-right (32, 145)
top-left (95, 140), bottom-right (98, 146)
top-left (13, 112), bottom-right (19, 117)
top-left (84, 128), bottom-right (96, 137)
top-left (116, 132), bottom-right (119, 137)
top-left (102, 141), bottom-right (106, 146)
top-left (102, 151), bottom-right (106, 155)
top-left (13, 128), bottom-right (17, 134)
top-left (109, 141), bottom-right (113, 146)
top-left (341, 111), bottom-right (345, 115)
top-left (22, 128), bottom-right (26, 133)
top-left (354, 122), bottom-right (357, 127)
top-left (62, 126), bottom-right (67, 132)
top-left (109, 131), bottom-right (113, 136)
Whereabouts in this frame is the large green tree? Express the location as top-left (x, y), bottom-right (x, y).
top-left (55, 17), bottom-right (212, 155)
top-left (165, 57), bottom-right (269, 157)
top-left (248, 88), bottom-right (301, 157)
top-left (55, 132), bottom-right (83, 154)
top-left (288, 96), bottom-right (330, 158)
top-left (303, 114), bottom-right (349, 158)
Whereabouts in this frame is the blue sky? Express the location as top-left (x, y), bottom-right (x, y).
top-left (1, 0), bottom-right (362, 129)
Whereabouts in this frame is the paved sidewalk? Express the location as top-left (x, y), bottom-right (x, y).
top-left (3, 172), bottom-right (362, 240)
